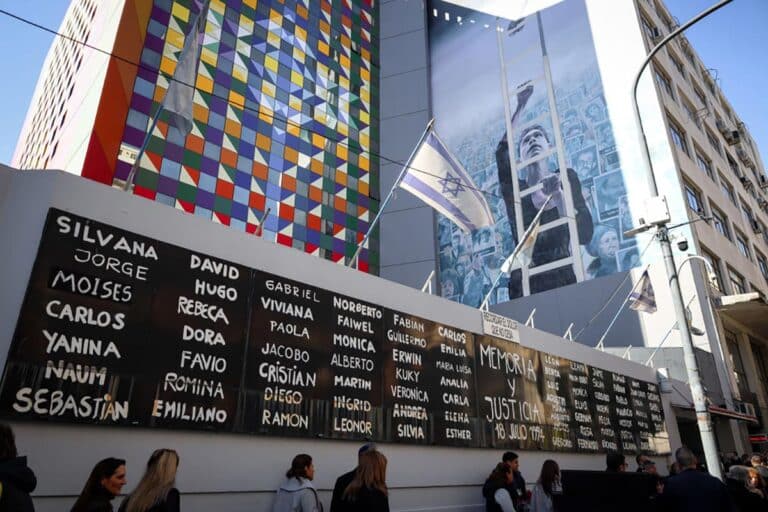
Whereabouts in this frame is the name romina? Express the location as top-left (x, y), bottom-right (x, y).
top-left (0, 209), bottom-right (668, 454)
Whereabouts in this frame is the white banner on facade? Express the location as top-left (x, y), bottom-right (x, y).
top-left (481, 311), bottom-right (520, 343)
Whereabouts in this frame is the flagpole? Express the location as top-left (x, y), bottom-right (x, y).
top-left (479, 194), bottom-right (551, 311)
top-left (594, 265), bottom-right (650, 350)
top-left (123, 0), bottom-right (209, 193)
top-left (348, 118), bottom-right (435, 268)
top-left (123, 105), bottom-right (165, 192)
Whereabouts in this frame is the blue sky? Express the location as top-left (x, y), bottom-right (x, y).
top-left (0, 1), bottom-right (766, 168)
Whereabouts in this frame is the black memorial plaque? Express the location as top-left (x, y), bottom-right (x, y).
top-left (142, 249), bottom-right (251, 430)
top-left (324, 293), bottom-right (384, 441)
top-left (629, 378), bottom-right (653, 453)
top-left (382, 310), bottom-right (432, 444)
top-left (0, 210), bottom-right (171, 426)
top-left (589, 365), bottom-right (621, 453)
top-left (425, 323), bottom-right (477, 447)
top-left (241, 272), bottom-right (331, 437)
top-left (567, 360), bottom-right (599, 453)
top-left (609, 372), bottom-right (638, 453)
top-left (475, 336), bottom-right (547, 450)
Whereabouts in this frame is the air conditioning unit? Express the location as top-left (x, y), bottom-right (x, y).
top-left (739, 175), bottom-right (754, 190)
top-left (715, 119), bottom-right (728, 134)
top-left (751, 219), bottom-right (762, 234)
top-left (723, 130), bottom-right (740, 146)
top-left (760, 174), bottom-right (768, 190)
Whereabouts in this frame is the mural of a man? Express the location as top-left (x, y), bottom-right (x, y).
top-left (496, 86), bottom-right (594, 297)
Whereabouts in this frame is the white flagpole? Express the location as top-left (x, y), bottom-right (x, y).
top-left (594, 265), bottom-right (650, 350)
top-left (348, 118), bottom-right (435, 268)
top-left (479, 194), bottom-right (551, 310)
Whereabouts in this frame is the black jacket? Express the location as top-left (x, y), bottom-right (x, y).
top-left (0, 456), bottom-right (37, 512)
top-left (72, 484), bottom-right (117, 512)
top-left (118, 488), bottom-right (180, 512)
top-left (331, 469), bottom-right (356, 512)
top-left (332, 486), bottom-right (389, 512)
top-left (725, 478), bottom-right (767, 512)
top-left (659, 469), bottom-right (733, 512)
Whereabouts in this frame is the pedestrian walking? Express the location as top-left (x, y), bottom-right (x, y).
top-left (118, 449), bottom-right (180, 512)
top-left (502, 452), bottom-right (527, 510)
top-left (724, 466), bottom-right (765, 511)
top-left (483, 463), bottom-right (517, 512)
top-left (529, 460), bottom-right (560, 512)
top-left (272, 453), bottom-right (322, 512)
top-left (0, 422), bottom-right (36, 512)
top-left (658, 446), bottom-right (732, 512)
top-left (72, 458), bottom-right (127, 512)
top-left (330, 443), bottom-right (375, 512)
top-left (336, 450), bottom-right (389, 512)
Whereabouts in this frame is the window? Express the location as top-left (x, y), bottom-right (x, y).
top-left (695, 150), bottom-right (713, 178)
top-left (684, 183), bottom-right (703, 214)
top-left (726, 153), bottom-right (740, 177)
top-left (705, 129), bottom-right (722, 157)
top-left (741, 202), bottom-right (755, 228)
top-left (725, 331), bottom-right (749, 397)
top-left (693, 85), bottom-right (707, 107)
top-left (681, 99), bottom-right (701, 129)
top-left (757, 251), bottom-right (768, 281)
top-left (668, 51), bottom-right (685, 76)
top-left (711, 207), bottom-right (731, 240)
top-left (751, 342), bottom-right (768, 396)
top-left (668, 117), bottom-right (690, 156)
top-left (641, 15), bottom-right (658, 41)
top-left (654, 68), bottom-right (675, 99)
top-left (735, 230), bottom-right (752, 261)
top-left (719, 174), bottom-right (736, 205)
top-left (728, 267), bottom-right (746, 294)
top-left (701, 247), bottom-right (724, 291)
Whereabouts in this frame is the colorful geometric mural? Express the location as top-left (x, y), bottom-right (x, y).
top-left (105, 0), bottom-right (379, 271)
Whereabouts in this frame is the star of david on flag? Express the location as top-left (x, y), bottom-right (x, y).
top-left (399, 130), bottom-right (494, 233)
top-left (629, 270), bottom-right (657, 314)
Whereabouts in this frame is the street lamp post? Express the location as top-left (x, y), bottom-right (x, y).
top-left (630, 0), bottom-right (734, 480)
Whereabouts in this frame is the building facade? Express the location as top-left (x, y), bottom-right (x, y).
top-left (13, 0), bottom-right (381, 271)
top-left (379, 0), bottom-right (768, 455)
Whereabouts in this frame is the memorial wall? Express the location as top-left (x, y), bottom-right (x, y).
top-left (0, 208), bottom-right (668, 454)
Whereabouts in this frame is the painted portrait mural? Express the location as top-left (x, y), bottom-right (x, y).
top-left (429, 0), bottom-right (639, 306)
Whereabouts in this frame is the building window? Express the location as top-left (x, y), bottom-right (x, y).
top-left (641, 15), bottom-right (658, 41)
top-left (719, 174), bottom-right (736, 205)
top-left (668, 51), bottom-right (685, 77)
top-left (668, 117), bottom-right (690, 156)
top-left (684, 183), bottom-right (703, 214)
top-left (711, 207), bottom-right (731, 240)
top-left (695, 150), bottom-right (713, 178)
top-left (684, 102), bottom-right (701, 129)
top-left (757, 252), bottom-right (768, 281)
top-left (751, 342), bottom-right (768, 397)
top-left (705, 130), bottom-right (722, 157)
top-left (735, 230), bottom-right (752, 261)
top-left (654, 68), bottom-right (675, 99)
top-left (726, 153), bottom-right (740, 177)
top-left (741, 202), bottom-right (755, 228)
top-left (728, 267), bottom-right (746, 294)
top-left (725, 331), bottom-right (749, 397)
top-left (701, 247), bottom-right (724, 291)
top-left (693, 84), bottom-right (707, 106)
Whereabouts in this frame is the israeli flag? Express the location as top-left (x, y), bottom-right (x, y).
top-left (629, 270), bottom-right (657, 313)
top-left (399, 131), bottom-right (494, 233)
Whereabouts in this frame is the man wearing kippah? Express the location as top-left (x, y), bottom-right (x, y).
top-left (330, 443), bottom-right (376, 511)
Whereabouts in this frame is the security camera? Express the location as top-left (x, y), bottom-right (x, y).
top-left (676, 236), bottom-right (689, 252)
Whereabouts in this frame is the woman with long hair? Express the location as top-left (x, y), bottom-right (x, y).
top-left (482, 462), bottom-right (516, 512)
top-left (272, 453), bottom-right (322, 512)
top-left (0, 423), bottom-right (36, 512)
top-left (339, 450), bottom-right (389, 511)
top-left (119, 449), bottom-right (180, 512)
top-left (530, 460), bottom-right (560, 512)
top-left (71, 457), bottom-right (127, 512)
